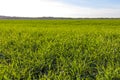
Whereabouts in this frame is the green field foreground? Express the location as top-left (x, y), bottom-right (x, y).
top-left (0, 19), bottom-right (120, 80)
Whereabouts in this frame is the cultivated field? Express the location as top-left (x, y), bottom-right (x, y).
top-left (0, 19), bottom-right (120, 80)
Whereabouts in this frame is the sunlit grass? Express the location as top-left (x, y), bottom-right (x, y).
top-left (0, 19), bottom-right (120, 80)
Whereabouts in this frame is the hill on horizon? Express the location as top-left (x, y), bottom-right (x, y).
top-left (0, 15), bottom-right (120, 19)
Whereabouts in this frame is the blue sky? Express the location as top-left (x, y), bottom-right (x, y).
top-left (0, 0), bottom-right (120, 18)
top-left (61, 0), bottom-right (120, 8)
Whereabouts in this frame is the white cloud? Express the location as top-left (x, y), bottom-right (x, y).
top-left (0, 0), bottom-right (120, 18)
top-left (72, 7), bottom-right (120, 18)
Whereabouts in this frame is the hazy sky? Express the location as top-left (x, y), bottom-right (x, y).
top-left (0, 0), bottom-right (120, 18)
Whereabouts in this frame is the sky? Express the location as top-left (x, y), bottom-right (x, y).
top-left (0, 0), bottom-right (120, 18)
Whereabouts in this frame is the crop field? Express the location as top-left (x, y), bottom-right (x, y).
top-left (0, 19), bottom-right (120, 80)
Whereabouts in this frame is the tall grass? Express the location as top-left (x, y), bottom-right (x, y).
top-left (0, 19), bottom-right (120, 80)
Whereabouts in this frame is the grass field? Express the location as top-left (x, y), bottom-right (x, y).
top-left (0, 19), bottom-right (120, 80)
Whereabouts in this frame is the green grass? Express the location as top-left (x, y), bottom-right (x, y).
top-left (0, 19), bottom-right (120, 80)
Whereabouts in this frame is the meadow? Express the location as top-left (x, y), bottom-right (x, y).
top-left (0, 19), bottom-right (120, 80)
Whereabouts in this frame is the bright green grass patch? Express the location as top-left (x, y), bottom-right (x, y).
top-left (0, 19), bottom-right (120, 80)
